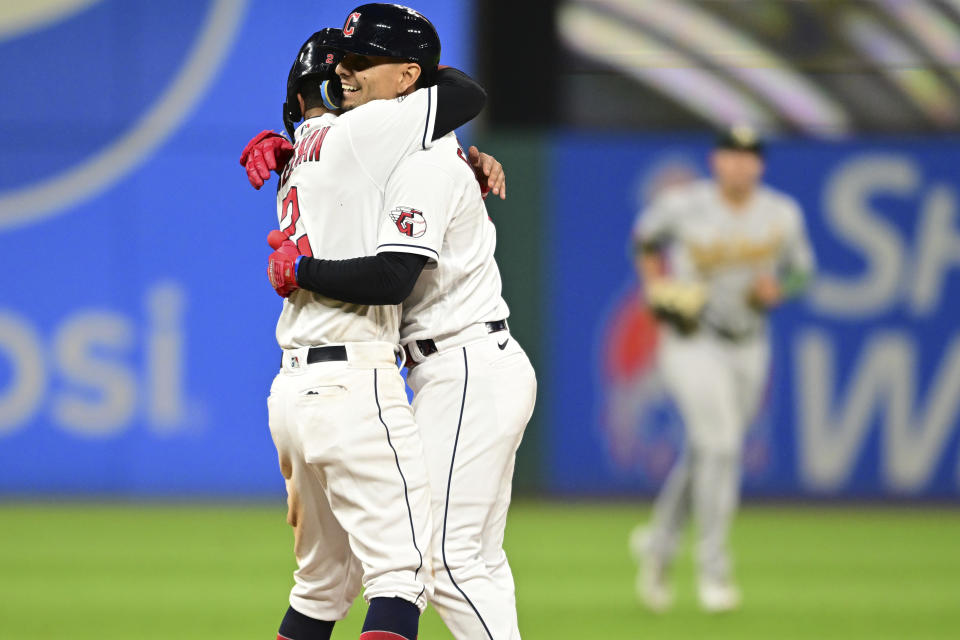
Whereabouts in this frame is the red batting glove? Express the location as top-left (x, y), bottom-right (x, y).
top-left (240, 131), bottom-right (294, 190)
top-left (267, 230), bottom-right (300, 297)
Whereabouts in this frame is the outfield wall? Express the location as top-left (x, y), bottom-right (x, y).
top-left (544, 135), bottom-right (960, 499)
top-left (1, 2), bottom-right (958, 499)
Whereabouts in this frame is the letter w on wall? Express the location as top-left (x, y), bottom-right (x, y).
top-left (795, 330), bottom-right (960, 493)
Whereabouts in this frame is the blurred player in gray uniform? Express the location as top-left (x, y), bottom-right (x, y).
top-left (629, 125), bottom-right (815, 613)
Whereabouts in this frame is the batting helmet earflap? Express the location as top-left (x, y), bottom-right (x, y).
top-left (339, 4), bottom-right (441, 83)
top-left (283, 28), bottom-right (344, 140)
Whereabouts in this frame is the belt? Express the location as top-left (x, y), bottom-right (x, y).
top-left (280, 345), bottom-right (348, 368)
top-left (707, 322), bottom-right (755, 343)
top-left (406, 320), bottom-right (508, 362)
top-left (281, 342), bottom-right (403, 371)
top-left (306, 345), bottom-right (348, 363)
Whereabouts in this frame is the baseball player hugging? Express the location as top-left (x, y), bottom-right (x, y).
top-left (240, 5), bottom-right (532, 640)
top-left (630, 125), bottom-right (815, 613)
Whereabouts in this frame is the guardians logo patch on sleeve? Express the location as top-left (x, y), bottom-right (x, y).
top-left (389, 207), bottom-right (427, 238)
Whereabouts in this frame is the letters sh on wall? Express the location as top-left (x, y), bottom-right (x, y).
top-left (549, 136), bottom-right (960, 499)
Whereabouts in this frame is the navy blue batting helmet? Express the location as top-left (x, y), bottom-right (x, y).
top-left (339, 4), bottom-right (441, 80)
top-left (283, 28), bottom-right (344, 139)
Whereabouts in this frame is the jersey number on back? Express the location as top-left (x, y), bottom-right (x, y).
top-left (280, 187), bottom-right (313, 257)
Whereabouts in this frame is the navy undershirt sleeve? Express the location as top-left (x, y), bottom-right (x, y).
top-left (433, 67), bottom-right (486, 139)
top-left (295, 251), bottom-right (429, 305)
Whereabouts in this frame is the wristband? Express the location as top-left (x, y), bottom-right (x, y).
top-left (295, 255), bottom-right (305, 281)
top-left (779, 270), bottom-right (810, 298)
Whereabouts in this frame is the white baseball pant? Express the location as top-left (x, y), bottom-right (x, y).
top-left (406, 330), bottom-right (537, 640)
top-left (266, 342), bottom-right (434, 621)
top-left (646, 328), bottom-right (769, 582)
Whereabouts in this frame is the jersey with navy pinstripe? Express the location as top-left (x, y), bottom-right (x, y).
top-left (374, 133), bottom-right (510, 346)
top-left (274, 86), bottom-right (438, 349)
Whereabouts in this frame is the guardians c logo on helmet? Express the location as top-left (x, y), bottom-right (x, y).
top-left (343, 11), bottom-right (361, 36)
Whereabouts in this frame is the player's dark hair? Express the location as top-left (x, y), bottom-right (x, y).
top-left (297, 77), bottom-right (328, 112)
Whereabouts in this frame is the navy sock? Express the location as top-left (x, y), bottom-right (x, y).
top-left (360, 596), bottom-right (419, 640)
top-left (277, 605), bottom-right (335, 640)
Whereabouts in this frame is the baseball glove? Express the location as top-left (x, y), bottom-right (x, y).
top-left (646, 279), bottom-right (707, 334)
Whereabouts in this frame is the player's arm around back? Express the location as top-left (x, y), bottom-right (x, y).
top-left (292, 251), bottom-right (428, 305)
top-left (239, 66), bottom-right (485, 190)
top-left (432, 66), bottom-right (486, 138)
top-left (267, 149), bottom-right (461, 304)
top-left (341, 68), bottom-right (486, 190)
top-left (263, 141), bottom-right (499, 302)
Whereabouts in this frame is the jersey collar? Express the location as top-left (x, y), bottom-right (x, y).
top-left (295, 113), bottom-right (338, 142)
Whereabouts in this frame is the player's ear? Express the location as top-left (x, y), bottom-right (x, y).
top-left (399, 63), bottom-right (421, 93)
top-left (297, 93), bottom-right (305, 116)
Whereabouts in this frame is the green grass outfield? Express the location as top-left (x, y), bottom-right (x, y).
top-left (1, 501), bottom-right (958, 639)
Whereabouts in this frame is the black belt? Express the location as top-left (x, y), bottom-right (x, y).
top-left (708, 323), bottom-right (755, 343)
top-left (307, 345), bottom-right (348, 363)
top-left (281, 345), bottom-right (348, 367)
top-left (413, 320), bottom-right (508, 359)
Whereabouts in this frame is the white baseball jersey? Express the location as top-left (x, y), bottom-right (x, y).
top-left (373, 133), bottom-right (510, 345)
top-left (634, 179), bottom-right (814, 337)
top-left (370, 135), bottom-right (532, 638)
top-left (274, 86), bottom-right (439, 349)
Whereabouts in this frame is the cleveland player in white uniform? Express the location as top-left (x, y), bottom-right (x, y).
top-left (630, 125), bottom-right (815, 613)
top-left (256, 7), bottom-right (537, 639)
top-left (378, 133), bottom-right (536, 640)
top-left (241, 18), bottom-right (494, 640)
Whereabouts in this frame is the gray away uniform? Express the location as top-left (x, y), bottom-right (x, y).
top-left (633, 179), bottom-right (815, 582)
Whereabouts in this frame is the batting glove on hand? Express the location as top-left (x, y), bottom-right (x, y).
top-left (267, 230), bottom-right (300, 298)
top-left (240, 131), bottom-right (294, 190)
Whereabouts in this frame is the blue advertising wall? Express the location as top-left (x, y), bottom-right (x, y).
top-left (0, 0), bottom-right (472, 496)
top-left (3, 2), bottom-right (959, 500)
top-left (548, 134), bottom-right (960, 499)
